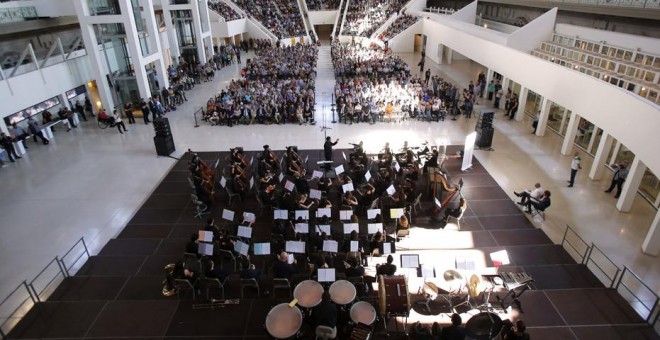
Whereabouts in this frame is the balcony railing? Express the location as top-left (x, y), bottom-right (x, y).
top-left (0, 6), bottom-right (37, 24)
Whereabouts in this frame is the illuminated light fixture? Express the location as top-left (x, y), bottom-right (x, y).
top-left (642, 87), bottom-right (646, 91)
top-left (87, 81), bottom-right (94, 87)
top-left (96, 100), bottom-right (102, 108)
top-left (574, 65), bottom-right (578, 69)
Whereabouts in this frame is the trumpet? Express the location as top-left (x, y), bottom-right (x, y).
top-left (192, 298), bottom-right (240, 310)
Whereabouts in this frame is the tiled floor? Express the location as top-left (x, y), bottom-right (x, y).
top-left (1, 43), bottom-right (659, 338)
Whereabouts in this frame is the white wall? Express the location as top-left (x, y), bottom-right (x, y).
top-left (308, 10), bottom-right (338, 25)
top-left (506, 8), bottom-right (556, 53)
top-left (212, 18), bottom-right (248, 38)
top-left (421, 17), bottom-right (660, 177)
top-left (388, 20), bottom-right (423, 53)
top-left (555, 23), bottom-right (660, 55)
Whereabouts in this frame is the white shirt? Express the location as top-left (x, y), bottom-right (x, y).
top-left (571, 156), bottom-right (581, 170)
top-left (529, 187), bottom-right (544, 200)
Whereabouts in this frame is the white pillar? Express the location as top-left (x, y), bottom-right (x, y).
top-left (561, 111), bottom-right (579, 155)
top-left (642, 210), bottom-right (660, 256)
top-left (535, 97), bottom-right (551, 137)
top-left (190, 0), bottom-right (207, 63)
top-left (162, 7), bottom-right (180, 64)
top-left (485, 69), bottom-right (494, 87)
top-left (498, 77), bottom-right (509, 110)
top-left (119, 0), bottom-right (151, 102)
top-left (589, 132), bottom-right (614, 180)
top-left (615, 156), bottom-right (646, 213)
top-left (514, 87), bottom-right (528, 121)
top-left (437, 44), bottom-right (444, 64)
top-left (446, 47), bottom-right (453, 64)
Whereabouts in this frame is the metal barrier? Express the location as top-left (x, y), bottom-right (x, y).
top-left (59, 237), bottom-right (90, 277)
top-left (28, 257), bottom-right (66, 303)
top-left (560, 225), bottom-right (590, 264)
top-left (615, 266), bottom-right (660, 322)
top-left (584, 243), bottom-right (621, 288)
top-left (0, 281), bottom-right (35, 339)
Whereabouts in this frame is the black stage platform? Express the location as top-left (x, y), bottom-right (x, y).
top-left (7, 147), bottom-right (658, 340)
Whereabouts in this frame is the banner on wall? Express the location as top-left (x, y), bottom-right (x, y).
top-left (461, 132), bottom-right (476, 172)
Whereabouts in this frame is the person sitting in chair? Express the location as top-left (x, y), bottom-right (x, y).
top-left (514, 183), bottom-right (544, 206)
top-left (525, 190), bottom-right (551, 214)
top-left (376, 255), bottom-right (397, 276)
top-left (441, 198), bottom-right (467, 227)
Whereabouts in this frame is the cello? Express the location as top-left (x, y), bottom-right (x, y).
top-left (188, 149), bottom-right (217, 205)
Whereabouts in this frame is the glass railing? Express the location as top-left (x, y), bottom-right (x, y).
top-left (0, 6), bottom-right (37, 24)
top-left (534, 0), bottom-right (660, 8)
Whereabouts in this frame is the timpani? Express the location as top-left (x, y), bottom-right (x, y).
top-left (350, 301), bottom-right (377, 326)
top-left (265, 303), bottom-right (303, 339)
top-left (329, 280), bottom-right (356, 305)
top-left (293, 280), bottom-right (324, 308)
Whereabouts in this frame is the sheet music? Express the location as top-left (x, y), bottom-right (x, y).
top-left (455, 256), bottom-right (475, 271)
top-left (368, 223), bottom-right (383, 234)
top-left (342, 151), bottom-right (347, 161)
top-left (322, 240), bottom-right (338, 253)
top-left (295, 210), bottom-right (309, 220)
top-left (401, 254), bottom-right (420, 268)
top-left (434, 197), bottom-right (442, 208)
top-left (234, 241), bottom-right (249, 256)
top-left (198, 230), bottom-right (213, 242)
top-left (237, 226), bottom-right (252, 238)
top-left (309, 189), bottom-right (322, 200)
top-left (219, 176), bottom-right (227, 188)
top-left (243, 212), bottom-right (256, 223)
top-left (364, 171), bottom-right (371, 182)
top-left (350, 240), bottom-right (359, 252)
top-left (367, 209), bottom-right (381, 219)
top-left (274, 209), bottom-right (288, 220)
top-left (339, 210), bottom-right (353, 221)
top-left (343, 223), bottom-right (359, 234)
top-left (489, 250), bottom-right (511, 267)
top-left (317, 268), bottom-right (336, 282)
top-left (386, 185), bottom-right (396, 196)
top-left (390, 208), bottom-right (404, 219)
top-left (394, 162), bottom-right (401, 172)
top-left (284, 180), bottom-right (295, 192)
top-left (316, 208), bottom-right (331, 219)
top-left (335, 164), bottom-right (344, 175)
top-left (342, 182), bottom-right (354, 193)
top-left (288, 253), bottom-right (295, 264)
top-left (253, 242), bottom-right (270, 255)
top-left (222, 209), bottom-right (235, 221)
top-left (421, 264), bottom-right (435, 279)
top-left (285, 241), bottom-right (305, 253)
top-left (295, 223), bottom-right (309, 234)
top-left (316, 225), bottom-right (331, 235)
top-left (249, 177), bottom-right (254, 189)
top-left (312, 170), bottom-right (324, 179)
top-left (383, 242), bottom-right (392, 254)
top-left (278, 173), bottom-right (284, 182)
top-left (198, 242), bottom-right (213, 256)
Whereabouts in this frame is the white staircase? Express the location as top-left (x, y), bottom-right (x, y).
top-left (298, 0), bottom-right (318, 42)
top-left (313, 45), bottom-right (337, 123)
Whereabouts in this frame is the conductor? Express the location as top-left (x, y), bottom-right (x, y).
top-left (324, 136), bottom-right (339, 169)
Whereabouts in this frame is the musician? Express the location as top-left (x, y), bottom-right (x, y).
top-left (441, 198), bottom-right (467, 226)
top-left (376, 255), bottom-right (397, 276)
top-left (201, 256), bottom-right (228, 281)
top-left (259, 185), bottom-right (278, 206)
top-left (323, 136), bottom-right (339, 165)
top-left (318, 176), bottom-right (332, 193)
top-left (312, 292), bottom-right (337, 335)
top-left (370, 231), bottom-right (385, 256)
top-left (440, 313), bottom-right (466, 340)
top-left (318, 194), bottom-right (333, 209)
top-left (240, 263), bottom-right (262, 281)
top-left (512, 320), bottom-right (530, 340)
top-left (185, 233), bottom-right (199, 254)
top-left (344, 257), bottom-right (365, 277)
top-left (423, 149), bottom-right (439, 174)
top-left (342, 191), bottom-right (359, 208)
top-left (273, 251), bottom-right (297, 280)
top-left (396, 215), bottom-right (410, 233)
top-left (297, 193), bottom-right (314, 210)
top-left (204, 217), bottom-right (220, 240)
top-left (293, 172), bottom-right (310, 195)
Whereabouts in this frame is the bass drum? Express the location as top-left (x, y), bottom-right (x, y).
top-left (378, 275), bottom-right (411, 317)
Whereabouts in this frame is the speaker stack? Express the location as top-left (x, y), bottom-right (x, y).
top-left (153, 117), bottom-right (175, 156)
top-left (475, 110), bottom-right (494, 148)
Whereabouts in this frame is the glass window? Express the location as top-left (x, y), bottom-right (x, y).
top-left (617, 64), bottom-right (626, 74)
top-left (639, 169), bottom-right (659, 203)
top-left (575, 117), bottom-right (594, 150)
top-left (607, 138), bottom-right (618, 163)
top-left (607, 61), bottom-right (615, 71)
top-left (589, 128), bottom-right (603, 155)
top-left (601, 46), bottom-right (609, 55)
top-left (547, 103), bottom-right (565, 134)
top-left (624, 51), bottom-right (633, 61)
top-left (614, 144), bottom-right (634, 165)
top-left (88, 0), bottom-right (121, 15)
top-left (644, 56), bottom-right (652, 66)
top-left (524, 90), bottom-right (542, 116)
top-left (616, 49), bottom-right (624, 59)
top-left (635, 53), bottom-right (645, 64)
top-left (626, 67), bottom-right (636, 77)
top-left (653, 57), bottom-right (660, 69)
top-left (640, 87), bottom-right (649, 97)
top-left (561, 110), bottom-right (572, 136)
top-left (645, 71), bottom-right (655, 82)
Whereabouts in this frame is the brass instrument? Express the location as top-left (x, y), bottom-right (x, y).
top-left (162, 263), bottom-right (176, 297)
top-left (192, 298), bottom-right (240, 310)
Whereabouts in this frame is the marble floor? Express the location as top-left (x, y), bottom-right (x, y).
top-left (0, 44), bottom-right (658, 312)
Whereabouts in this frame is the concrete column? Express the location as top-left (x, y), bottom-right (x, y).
top-left (437, 44), bottom-right (444, 64)
top-left (190, 0), bottom-right (207, 63)
top-left (514, 87), bottom-right (528, 121)
top-left (642, 210), bottom-right (660, 256)
top-left (589, 132), bottom-right (614, 180)
top-left (446, 47), bottom-right (453, 64)
top-left (119, 0), bottom-right (151, 102)
top-left (561, 111), bottom-right (579, 155)
top-left (498, 77), bottom-right (509, 110)
top-left (615, 156), bottom-right (646, 213)
top-left (162, 7), bottom-right (180, 63)
top-left (535, 97), bottom-right (551, 137)
top-left (73, 15), bottom-right (115, 110)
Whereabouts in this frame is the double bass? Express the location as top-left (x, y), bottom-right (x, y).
top-left (188, 149), bottom-right (217, 205)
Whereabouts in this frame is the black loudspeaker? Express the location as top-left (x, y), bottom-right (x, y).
top-left (476, 128), bottom-right (494, 148)
top-left (153, 117), bottom-right (172, 137)
top-left (154, 136), bottom-right (175, 156)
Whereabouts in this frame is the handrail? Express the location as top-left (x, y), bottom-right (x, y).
top-left (59, 237), bottom-right (90, 277)
top-left (538, 0), bottom-right (660, 9)
top-left (28, 257), bottom-right (66, 303)
top-left (615, 266), bottom-right (660, 322)
top-left (584, 243), bottom-right (621, 288)
top-left (0, 281), bottom-right (35, 339)
top-left (560, 225), bottom-right (590, 264)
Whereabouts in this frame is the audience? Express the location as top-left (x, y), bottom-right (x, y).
top-left (208, 1), bottom-right (243, 21)
top-left (379, 14), bottom-right (420, 41)
top-left (232, 0), bottom-right (306, 38)
top-left (343, 0), bottom-right (406, 37)
top-left (306, 0), bottom-right (340, 10)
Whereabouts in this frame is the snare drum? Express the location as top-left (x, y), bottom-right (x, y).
top-left (378, 275), bottom-right (411, 316)
top-left (293, 280), bottom-right (324, 308)
top-left (265, 303), bottom-right (303, 339)
top-left (350, 301), bottom-right (377, 326)
top-left (329, 280), bottom-right (356, 305)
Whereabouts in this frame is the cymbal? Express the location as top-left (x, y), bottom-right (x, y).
top-left (443, 269), bottom-right (463, 282)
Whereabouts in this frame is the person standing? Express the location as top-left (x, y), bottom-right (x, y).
top-left (568, 151), bottom-right (582, 187)
top-left (324, 136), bottom-right (339, 170)
top-left (75, 100), bottom-right (88, 121)
top-left (532, 111), bottom-right (539, 134)
top-left (113, 109), bottom-right (128, 134)
top-left (140, 98), bottom-right (151, 124)
top-left (605, 162), bottom-right (629, 198)
top-left (487, 80), bottom-right (495, 101)
top-left (0, 132), bottom-right (21, 162)
top-left (84, 96), bottom-right (94, 117)
top-left (27, 117), bottom-right (49, 145)
top-left (124, 103), bottom-right (136, 124)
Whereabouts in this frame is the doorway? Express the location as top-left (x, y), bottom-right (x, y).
top-left (316, 25), bottom-right (333, 45)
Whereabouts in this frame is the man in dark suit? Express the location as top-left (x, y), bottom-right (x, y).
top-left (273, 251), bottom-right (296, 280)
top-left (376, 255), bottom-right (397, 276)
top-left (440, 313), bottom-right (466, 340)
